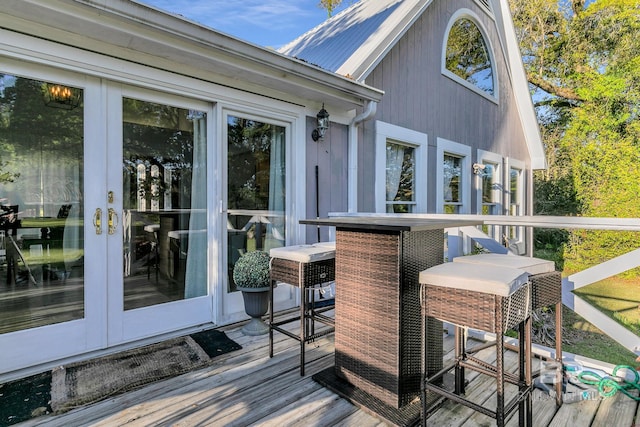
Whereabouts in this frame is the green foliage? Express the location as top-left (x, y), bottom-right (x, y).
top-left (0, 159), bottom-right (19, 184)
top-left (318, 0), bottom-right (344, 17)
top-left (232, 250), bottom-right (271, 289)
top-left (511, 0), bottom-right (640, 276)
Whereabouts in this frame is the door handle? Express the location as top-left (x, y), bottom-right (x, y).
top-left (108, 208), bottom-right (118, 235)
top-left (93, 208), bottom-right (103, 235)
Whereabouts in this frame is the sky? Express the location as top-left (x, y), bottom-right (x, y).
top-left (139, 0), bottom-right (353, 49)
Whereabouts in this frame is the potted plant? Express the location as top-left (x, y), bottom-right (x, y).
top-left (233, 250), bottom-right (271, 335)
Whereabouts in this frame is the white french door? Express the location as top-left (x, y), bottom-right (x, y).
top-left (105, 85), bottom-right (213, 345)
top-left (0, 64), bottom-right (108, 374)
top-left (0, 58), bottom-right (301, 376)
top-left (0, 66), bottom-right (214, 375)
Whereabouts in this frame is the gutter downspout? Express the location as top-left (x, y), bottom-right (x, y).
top-left (347, 100), bottom-right (377, 212)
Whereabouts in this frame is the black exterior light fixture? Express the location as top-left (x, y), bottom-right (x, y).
top-left (311, 104), bottom-right (330, 141)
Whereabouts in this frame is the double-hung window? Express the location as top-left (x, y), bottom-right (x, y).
top-left (476, 150), bottom-right (502, 239)
top-left (375, 121), bottom-right (427, 213)
top-left (437, 138), bottom-right (471, 214)
top-left (385, 141), bottom-right (416, 213)
top-left (507, 158), bottom-right (525, 247)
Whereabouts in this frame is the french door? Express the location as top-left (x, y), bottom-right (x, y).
top-left (106, 85), bottom-right (213, 344)
top-left (0, 65), bottom-right (212, 374)
top-left (0, 66), bottom-right (108, 373)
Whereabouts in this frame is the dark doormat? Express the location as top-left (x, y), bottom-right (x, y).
top-left (190, 329), bottom-right (242, 358)
top-left (0, 372), bottom-right (51, 426)
top-left (0, 329), bottom-right (241, 426)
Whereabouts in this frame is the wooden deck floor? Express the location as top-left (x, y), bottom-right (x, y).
top-left (14, 317), bottom-right (640, 427)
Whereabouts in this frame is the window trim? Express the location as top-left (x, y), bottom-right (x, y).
top-left (441, 9), bottom-right (499, 103)
top-left (475, 149), bottom-right (502, 215)
top-left (436, 138), bottom-right (471, 214)
top-left (506, 157), bottom-right (526, 248)
top-left (507, 157), bottom-right (525, 216)
top-left (375, 121), bottom-right (428, 213)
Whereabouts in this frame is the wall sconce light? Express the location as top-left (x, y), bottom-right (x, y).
top-left (311, 104), bottom-right (330, 141)
top-left (44, 83), bottom-right (81, 110)
top-left (472, 163), bottom-right (487, 175)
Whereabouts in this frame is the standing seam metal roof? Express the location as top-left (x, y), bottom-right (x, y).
top-left (279, 0), bottom-right (411, 78)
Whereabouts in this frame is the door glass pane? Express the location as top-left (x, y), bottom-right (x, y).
top-left (122, 98), bottom-right (207, 310)
top-left (0, 74), bottom-right (84, 334)
top-left (227, 116), bottom-right (285, 292)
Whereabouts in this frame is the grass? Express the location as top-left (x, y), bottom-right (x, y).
top-left (533, 248), bottom-right (640, 367)
top-left (573, 276), bottom-right (640, 336)
top-left (560, 306), bottom-right (639, 368)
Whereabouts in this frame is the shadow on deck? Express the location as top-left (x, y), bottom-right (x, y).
top-left (13, 314), bottom-right (640, 427)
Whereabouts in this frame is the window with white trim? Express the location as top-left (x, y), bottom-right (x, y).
top-left (386, 141), bottom-right (416, 213)
top-left (444, 154), bottom-right (462, 213)
top-left (476, 150), bottom-right (502, 216)
top-left (507, 159), bottom-right (525, 246)
top-left (375, 121), bottom-right (428, 213)
top-left (442, 10), bottom-right (497, 100)
top-left (476, 150), bottom-right (502, 240)
top-left (437, 138), bottom-right (471, 214)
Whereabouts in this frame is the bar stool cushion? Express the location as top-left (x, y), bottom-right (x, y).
top-left (452, 253), bottom-right (554, 275)
top-left (419, 262), bottom-right (529, 297)
top-left (269, 242), bottom-right (335, 263)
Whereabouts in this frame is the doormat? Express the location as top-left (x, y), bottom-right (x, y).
top-left (0, 371), bottom-right (51, 426)
top-left (189, 329), bottom-right (242, 358)
top-left (49, 329), bottom-right (242, 414)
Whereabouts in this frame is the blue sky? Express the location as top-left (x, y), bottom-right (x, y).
top-left (140, 0), bottom-right (353, 49)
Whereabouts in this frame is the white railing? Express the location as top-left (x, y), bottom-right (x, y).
top-left (329, 212), bottom-right (640, 356)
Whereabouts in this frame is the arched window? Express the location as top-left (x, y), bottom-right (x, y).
top-left (444, 16), bottom-right (495, 97)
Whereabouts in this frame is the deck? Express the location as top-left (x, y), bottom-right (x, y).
top-left (14, 315), bottom-right (640, 427)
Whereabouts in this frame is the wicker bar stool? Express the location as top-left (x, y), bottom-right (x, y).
top-left (453, 253), bottom-right (563, 406)
top-left (269, 243), bottom-right (336, 376)
top-left (419, 263), bottom-right (533, 427)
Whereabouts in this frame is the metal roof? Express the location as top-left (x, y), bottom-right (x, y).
top-left (279, 0), bottom-right (428, 81)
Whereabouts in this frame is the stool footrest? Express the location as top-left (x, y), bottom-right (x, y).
top-left (424, 381), bottom-right (532, 422)
top-left (504, 385), bottom-right (534, 417)
top-left (424, 382), bottom-right (496, 419)
top-left (270, 323), bottom-right (335, 342)
top-left (460, 358), bottom-right (521, 386)
top-left (311, 312), bottom-right (335, 326)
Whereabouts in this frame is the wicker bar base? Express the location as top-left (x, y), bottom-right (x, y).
top-left (313, 366), bottom-right (451, 427)
top-left (334, 228), bottom-right (444, 409)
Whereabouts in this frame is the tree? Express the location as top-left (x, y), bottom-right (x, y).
top-left (318, 0), bottom-right (344, 17)
top-left (509, 0), bottom-right (640, 272)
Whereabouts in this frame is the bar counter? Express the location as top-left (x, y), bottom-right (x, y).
top-left (301, 216), bottom-right (480, 425)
